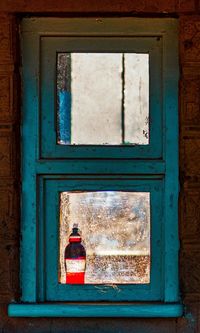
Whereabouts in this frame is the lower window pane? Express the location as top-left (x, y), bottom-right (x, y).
top-left (59, 191), bottom-right (150, 284)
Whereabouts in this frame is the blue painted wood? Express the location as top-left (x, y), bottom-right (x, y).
top-left (8, 303), bottom-right (183, 318)
top-left (58, 91), bottom-right (71, 144)
top-left (163, 22), bottom-right (179, 302)
top-left (37, 177), bottom-right (45, 302)
top-left (35, 160), bottom-right (165, 175)
top-left (20, 32), bottom-right (39, 302)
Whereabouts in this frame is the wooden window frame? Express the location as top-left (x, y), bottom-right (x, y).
top-left (8, 18), bottom-right (182, 317)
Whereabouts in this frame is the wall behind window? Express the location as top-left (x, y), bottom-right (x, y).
top-left (0, 2), bottom-right (199, 332)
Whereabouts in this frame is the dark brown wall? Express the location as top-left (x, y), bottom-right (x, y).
top-left (0, 1), bottom-right (200, 332)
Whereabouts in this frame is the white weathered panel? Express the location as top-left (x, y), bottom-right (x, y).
top-left (124, 53), bottom-right (149, 144)
top-left (71, 53), bottom-right (122, 144)
top-left (57, 53), bottom-right (149, 145)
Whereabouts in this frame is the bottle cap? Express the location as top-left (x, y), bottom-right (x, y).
top-left (69, 223), bottom-right (81, 242)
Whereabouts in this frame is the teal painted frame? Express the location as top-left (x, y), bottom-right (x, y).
top-left (40, 36), bottom-right (162, 158)
top-left (8, 303), bottom-right (183, 318)
top-left (43, 178), bottom-right (163, 301)
top-left (8, 18), bottom-right (181, 317)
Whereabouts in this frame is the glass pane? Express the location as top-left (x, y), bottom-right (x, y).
top-left (124, 54), bottom-right (149, 144)
top-left (59, 191), bottom-right (150, 284)
top-left (57, 53), bottom-right (149, 145)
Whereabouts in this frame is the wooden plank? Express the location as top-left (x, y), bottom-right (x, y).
top-left (36, 160), bottom-right (165, 175)
top-left (21, 32), bottom-right (39, 302)
top-left (21, 18), bottom-right (178, 36)
top-left (8, 303), bottom-right (183, 318)
top-left (162, 21), bottom-right (179, 302)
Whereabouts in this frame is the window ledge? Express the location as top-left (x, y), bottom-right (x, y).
top-left (8, 303), bottom-right (183, 318)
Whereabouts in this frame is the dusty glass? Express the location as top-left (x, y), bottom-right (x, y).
top-left (59, 191), bottom-right (150, 284)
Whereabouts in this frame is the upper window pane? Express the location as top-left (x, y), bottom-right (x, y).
top-left (57, 53), bottom-right (149, 145)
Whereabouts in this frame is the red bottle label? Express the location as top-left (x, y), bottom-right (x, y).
top-left (66, 257), bottom-right (86, 284)
top-left (69, 236), bottom-right (82, 242)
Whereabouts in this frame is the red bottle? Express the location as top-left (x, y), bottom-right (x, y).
top-left (64, 224), bottom-right (86, 284)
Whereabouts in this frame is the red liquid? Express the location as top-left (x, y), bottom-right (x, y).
top-left (66, 272), bottom-right (85, 284)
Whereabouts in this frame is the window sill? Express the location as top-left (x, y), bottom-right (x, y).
top-left (8, 303), bottom-right (183, 318)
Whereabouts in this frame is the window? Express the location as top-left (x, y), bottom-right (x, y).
top-left (8, 18), bottom-right (182, 317)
